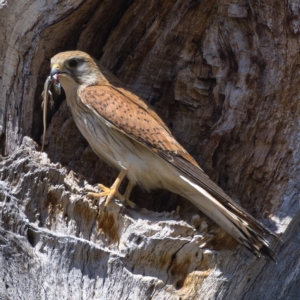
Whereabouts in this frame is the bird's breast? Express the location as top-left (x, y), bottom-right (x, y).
top-left (67, 96), bottom-right (180, 190)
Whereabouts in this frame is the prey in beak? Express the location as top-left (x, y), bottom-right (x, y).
top-left (50, 66), bottom-right (62, 95)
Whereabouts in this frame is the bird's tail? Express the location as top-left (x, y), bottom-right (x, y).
top-left (177, 175), bottom-right (276, 261)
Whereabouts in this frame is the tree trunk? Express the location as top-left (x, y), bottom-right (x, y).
top-left (0, 0), bottom-right (299, 299)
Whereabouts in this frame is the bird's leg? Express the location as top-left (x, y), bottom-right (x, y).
top-left (118, 181), bottom-right (136, 209)
top-left (87, 169), bottom-right (127, 206)
top-left (104, 169), bottom-right (127, 206)
top-left (124, 181), bottom-right (134, 200)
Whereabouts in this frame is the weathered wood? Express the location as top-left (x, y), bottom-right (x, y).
top-left (0, 0), bottom-right (300, 299)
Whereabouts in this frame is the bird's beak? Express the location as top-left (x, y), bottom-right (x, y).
top-left (50, 64), bottom-right (63, 95)
top-left (50, 64), bottom-right (62, 80)
top-left (50, 64), bottom-right (69, 79)
top-left (50, 68), bottom-right (59, 77)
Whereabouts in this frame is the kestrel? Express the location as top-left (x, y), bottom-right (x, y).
top-left (49, 50), bottom-right (276, 260)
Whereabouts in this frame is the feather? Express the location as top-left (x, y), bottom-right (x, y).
top-left (50, 50), bottom-right (278, 260)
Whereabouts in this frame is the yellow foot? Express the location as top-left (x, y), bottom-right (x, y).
top-left (87, 184), bottom-right (112, 199)
top-left (87, 183), bottom-right (136, 209)
top-left (87, 183), bottom-right (119, 204)
top-left (86, 170), bottom-right (137, 209)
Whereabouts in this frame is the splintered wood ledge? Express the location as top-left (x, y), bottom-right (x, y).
top-left (0, 136), bottom-right (292, 299)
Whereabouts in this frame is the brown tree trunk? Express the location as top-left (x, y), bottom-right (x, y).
top-left (0, 0), bottom-right (299, 299)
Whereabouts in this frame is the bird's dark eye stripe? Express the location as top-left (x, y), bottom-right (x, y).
top-left (68, 59), bottom-right (77, 68)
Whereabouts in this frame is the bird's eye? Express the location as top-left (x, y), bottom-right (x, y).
top-left (67, 59), bottom-right (78, 68)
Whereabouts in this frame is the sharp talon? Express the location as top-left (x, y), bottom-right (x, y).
top-left (97, 184), bottom-right (111, 193)
top-left (86, 187), bottom-right (137, 210)
top-left (85, 171), bottom-right (133, 208)
top-left (86, 192), bottom-right (95, 199)
top-left (87, 192), bottom-right (104, 199)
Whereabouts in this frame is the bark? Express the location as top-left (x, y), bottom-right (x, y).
top-left (0, 0), bottom-right (300, 299)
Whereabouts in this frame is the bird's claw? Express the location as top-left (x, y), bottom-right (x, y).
top-left (86, 183), bottom-right (136, 209)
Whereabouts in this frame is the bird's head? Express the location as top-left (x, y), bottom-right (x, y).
top-left (50, 51), bottom-right (103, 92)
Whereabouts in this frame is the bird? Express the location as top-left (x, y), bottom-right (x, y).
top-left (49, 50), bottom-right (277, 260)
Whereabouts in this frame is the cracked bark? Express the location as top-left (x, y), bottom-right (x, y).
top-left (0, 0), bottom-right (300, 299)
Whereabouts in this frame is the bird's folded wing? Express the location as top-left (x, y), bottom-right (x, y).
top-left (80, 85), bottom-right (274, 237)
top-left (80, 85), bottom-right (198, 166)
